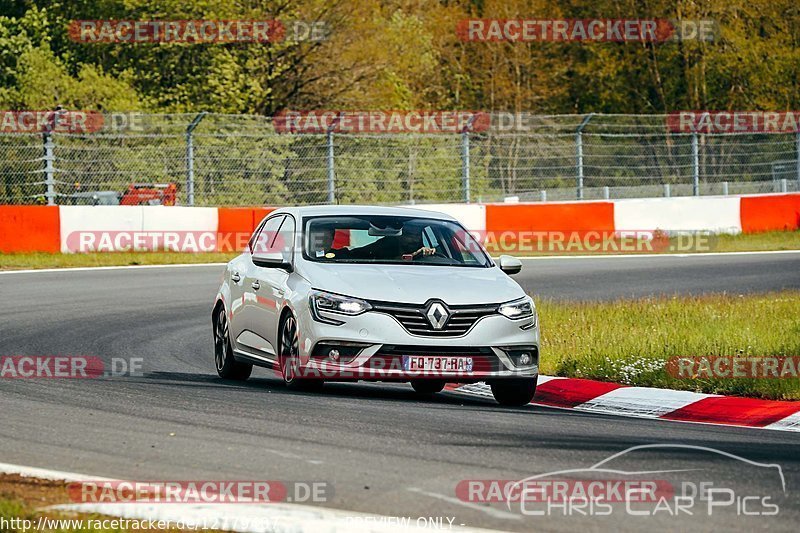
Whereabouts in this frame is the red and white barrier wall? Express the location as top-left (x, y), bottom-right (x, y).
top-left (0, 194), bottom-right (798, 253)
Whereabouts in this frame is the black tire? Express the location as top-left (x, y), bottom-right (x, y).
top-left (279, 313), bottom-right (323, 391)
top-left (214, 306), bottom-right (252, 380)
top-left (410, 380), bottom-right (446, 394)
top-left (490, 377), bottom-right (537, 406)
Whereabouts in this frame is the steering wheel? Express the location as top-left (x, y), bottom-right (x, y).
top-left (413, 248), bottom-right (449, 262)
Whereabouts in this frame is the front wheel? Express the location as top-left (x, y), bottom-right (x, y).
top-left (214, 306), bottom-right (252, 380)
top-left (490, 377), bottom-right (537, 406)
top-left (279, 313), bottom-right (323, 391)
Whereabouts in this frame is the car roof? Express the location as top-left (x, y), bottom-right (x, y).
top-left (271, 205), bottom-right (458, 221)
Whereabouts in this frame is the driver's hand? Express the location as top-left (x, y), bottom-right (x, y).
top-left (413, 246), bottom-right (436, 257)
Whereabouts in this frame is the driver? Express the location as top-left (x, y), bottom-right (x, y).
top-left (398, 230), bottom-right (436, 259)
top-left (340, 224), bottom-right (436, 261)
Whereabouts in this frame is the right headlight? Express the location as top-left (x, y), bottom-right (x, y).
top-left (310, 290), bottom-right (372, 324)
top-left (498, 296), bottom-right (534, 320)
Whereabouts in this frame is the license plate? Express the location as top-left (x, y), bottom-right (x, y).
top-left (401, 356), bottom-right (474, 373)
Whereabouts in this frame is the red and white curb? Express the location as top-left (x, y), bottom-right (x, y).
top-left (448, 376), bottom-right (800, 432)
top-left (0, 463), bottom-right (496, 533)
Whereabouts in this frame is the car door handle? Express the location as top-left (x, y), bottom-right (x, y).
top-left (231, 272), bottom-right (241, 283)
top-left (251, 281), bottom-right (261, 290)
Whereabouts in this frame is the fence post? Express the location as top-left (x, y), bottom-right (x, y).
top-left (186, 112), bottom-right (207, 206)
top-left (42, 108), bottom-right (66, 206)
top-left (692, 132), bottom-right (700, 196)
top-left (796, 131), bottom-right (800, 191)
top-left (322, 114), bottom-right (344, 204)
top-left (461, 115), bottom-right (478, 203)
top-left (43, 132), bottom-right (55, 206)
top-left (664, 183), bottom-right (671, 197)
top-left (327, 130), bottom-right (335, 204)
top-left (575, 113), bottom-right (594, 200)
top-left (540, 190), bottom-right (547, 202)
top-left (461, 131), bottom-right (470, 203)
top-left (722, 181), bottom-right (729, 195)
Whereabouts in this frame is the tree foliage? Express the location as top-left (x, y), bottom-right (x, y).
top-left (0, 0), bottom-right (797, 113)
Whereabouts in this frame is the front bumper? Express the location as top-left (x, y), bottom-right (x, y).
top-left (295, 305), bottom-right (539, 381)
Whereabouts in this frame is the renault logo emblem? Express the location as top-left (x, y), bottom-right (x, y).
top-left (426, 301), bottom-right (449, 330)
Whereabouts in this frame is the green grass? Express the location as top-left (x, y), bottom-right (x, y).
top-left (0, 499), bottom-right (126, 533)
top-left (0, 251), bottom-right (237, 270)
top-left (538, 291), bottom-right (800, 400)
top-left (710, 230), bottom-right (800, 252)
top-left (489, 229), bottom-right (800, 256)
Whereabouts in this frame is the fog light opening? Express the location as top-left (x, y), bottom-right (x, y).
top-left (502, 346), bottom-right (538, 367)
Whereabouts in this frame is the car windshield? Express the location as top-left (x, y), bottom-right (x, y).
top-left (304, 215), bottom-right (492, 267)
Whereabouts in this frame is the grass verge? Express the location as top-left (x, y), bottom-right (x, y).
top-left (0, 252), bottom-right (237, 270)
top-left (0, 475), bottom-right (123, 532)
top-left (711, 230), bottom-right (800, 252)
top-left (487, 229), bottom-right (800, 256)
top-left (538, 291), bottom-right (800, 400)
top-left (0, 474), bottom-right (220, 532)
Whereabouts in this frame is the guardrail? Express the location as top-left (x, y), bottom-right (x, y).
top-left (2, 193), bottom-right (798, 254)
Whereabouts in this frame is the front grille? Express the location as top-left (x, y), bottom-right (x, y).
top-left (369, 300), bottom-right (498, 337)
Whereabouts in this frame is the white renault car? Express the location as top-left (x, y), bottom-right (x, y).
top-left (212, 205), bottom-right (539, 406)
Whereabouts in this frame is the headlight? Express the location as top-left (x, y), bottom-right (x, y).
top-left (310, 290), bottom-right (372, 324)
top-left (498, 297), bottom-right (534, 320)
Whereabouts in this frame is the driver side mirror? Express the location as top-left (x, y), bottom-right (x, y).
top-left (252, 251), bottom-right (293, 272)
top-left (498, 255), bottom-right (522, 275)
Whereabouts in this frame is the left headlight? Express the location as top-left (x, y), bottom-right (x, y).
top-left (310, 290), bottom-right (372, 323)
top-left (498, 296), bottom-right (534, 320)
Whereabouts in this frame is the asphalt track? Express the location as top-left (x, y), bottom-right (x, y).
top-left (1, 252), bottom-right (799, 531)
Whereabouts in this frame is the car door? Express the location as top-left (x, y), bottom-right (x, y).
top-left (234, 214), bottom-right (285, 358)
top-left (228, 217), bottom-right (268, 345)
top-left (245, 214), bottom-right (296, 360)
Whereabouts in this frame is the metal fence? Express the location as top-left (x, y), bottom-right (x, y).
top-left (1, 113), bottom-right (799, 206)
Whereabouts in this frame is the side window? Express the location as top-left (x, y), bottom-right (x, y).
top-left (251, 215), bottom-right (284, 254)
top-left (248, 218), bottom-right (268, 252)
top-left (273, 215), bottom-right (295, 260)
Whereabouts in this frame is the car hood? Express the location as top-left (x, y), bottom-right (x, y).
top-left (297, 261), bottom-right (525, 305)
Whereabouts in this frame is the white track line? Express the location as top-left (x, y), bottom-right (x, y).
top-left (406, 487), bottom-right (521, 521)
top-left (0, 263), bottom-right (227, 275)
top-left (0, 462), bottom-right (113, 482)
top-left (0, 462), bottom-right (497, 533)
top-left (516, 249), bottom-right (800, 260)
